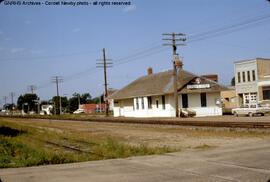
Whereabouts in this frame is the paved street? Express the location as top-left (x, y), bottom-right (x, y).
top-left (1, 140), bottom-right (270, 182)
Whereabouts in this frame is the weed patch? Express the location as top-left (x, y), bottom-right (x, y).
top-left (0, 126), bottom-right (25, 137)
top-left (0, 119), bottom-right (175, 168)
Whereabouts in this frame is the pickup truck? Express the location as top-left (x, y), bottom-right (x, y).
top-left (232, 105), bottom-right (270, 117)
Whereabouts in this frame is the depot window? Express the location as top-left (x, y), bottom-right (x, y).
top-left (141, 97), bottom-right (145, 110)
top-left (201, 93), bottom-right (207, 107)
top-left (136, 98), bottom-right (139, 110)
top-left (182, 94), bottom-right (188, 108)
top-left (147, 96), bottom-right (152, 109)
top-left (162, 95), bottom-right (166, 110)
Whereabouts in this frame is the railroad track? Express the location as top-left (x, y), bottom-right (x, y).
top-left (109, 120), bottom-right (270, 129)
top-left (29, 136), bottom-right (105, 157)
top-left (1, 116), bottom-right (270, 129)
top-left (173, 121), bottom-right (270, 128)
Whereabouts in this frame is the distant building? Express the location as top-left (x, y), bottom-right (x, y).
top-left (221, 86), bottom-right (238, 112)
top-left (234, 58), bottom-right (270, 107)
top-left (109, 68), bottom-right (227, 117)
top-left (79, 104), bottom-right (106, 113)
top-left (41, 105), bottom-right (53, 115)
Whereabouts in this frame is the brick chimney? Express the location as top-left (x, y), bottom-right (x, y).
top-left (201, 74), bottom-right (218, 82)
top-left (147, 67), bottom-right (153, 75)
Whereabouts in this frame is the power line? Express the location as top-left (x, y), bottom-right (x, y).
top-left (188, 14), bottom-right (270, 43)
top-left (36, 47), bottom-right (168, 89)
top-left (114, 47), bottom-right (169, 66)
top-left (16, 13), bottom-right (270, 95)
top-left (114, 45), bottom-right (163, 63)
top-left (113, 13), bottom-right (270, 68)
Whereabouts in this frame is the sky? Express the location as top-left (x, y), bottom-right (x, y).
top-left (0, 0), bottom-right (270, 105)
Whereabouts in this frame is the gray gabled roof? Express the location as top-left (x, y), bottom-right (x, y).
top-left (109, 69), bottom-right (227, 100)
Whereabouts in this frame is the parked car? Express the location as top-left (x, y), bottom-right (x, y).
top-left (232, 105), bottom-right (270, 117)
top-left (73, 109), bottom-right (85, 114)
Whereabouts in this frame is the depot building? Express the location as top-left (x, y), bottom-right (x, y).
top-left (109, 67), bottom-right (227, 118)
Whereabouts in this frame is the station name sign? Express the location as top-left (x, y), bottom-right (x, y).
top-left (187, 84), bottom-right (210, 89)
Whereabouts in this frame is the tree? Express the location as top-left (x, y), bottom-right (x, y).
top-left (68, 93), bottom-right (92, 113)
top-left (51, 96), bottom-right (68, 114)
top-left (81, 93), bottom-right (92, 104)
top-left (3, 103), bottom-right (15, 110)
top-left (17, 94), bottom-right (39, 113)
top-left (231, 77), bottom-right (235, 86)
top-left (91, 96), bottom-right (102, 104)
top-left (40, 100), bottom-right (50, 105)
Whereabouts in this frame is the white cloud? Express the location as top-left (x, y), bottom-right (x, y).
top-left (123, 4), bottom-right (136, 13)
top-left (72, 28), bottom-right (81, 33)
top-left (11, 48), bottom-right (25, 53)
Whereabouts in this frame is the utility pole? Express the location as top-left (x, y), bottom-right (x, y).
top-left (163, 33), bottom-right (186, 117)
top-left (77, 93), bottom-right (80, 109)
top-left (3, 96), bottom-right (8, 106)
top-left (10, 92), bottom-right (15, 114)
top-left (28, 85), bottom-right (37, 94)
top-left (51, 76), bottom-right (63, 115)
top-left (96, 48), bottom-right (113, 116)
top-left (2, 96), bottom-right (8, 110)
top-left (10, 92), bottom-right (15, 106)
top-left (34, 98), bottom-right (40, 115)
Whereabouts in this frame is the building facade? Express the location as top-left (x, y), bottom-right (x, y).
top-left (221, 87), bottom-right (238, 109)
top-left (234, 58), bottom-right (270, 107)
top-left (79, 104), bottom-right (106, 113)
top-left (110, 69), bottom-right (226, 117)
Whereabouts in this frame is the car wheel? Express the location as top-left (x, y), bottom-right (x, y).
top-left (233, 112), bottom-right (238, 117)
top-left (248, 112), bottom-right (253, 117)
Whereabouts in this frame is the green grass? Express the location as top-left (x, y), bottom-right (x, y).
top-left (0, 137), bottom-right (76, 168)
top-left (0, 119), bottom-right (174, 168)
